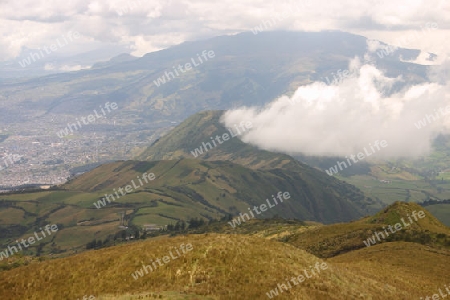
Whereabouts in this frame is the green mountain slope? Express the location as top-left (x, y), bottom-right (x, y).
top-left (139, 110), bottom-right (302, 171)
top-left (136, 109), bottom-right (384, 215)
top-left (64, 158), bottom-right (372, 224)
top-left (0, 154), bottom-right (377, 255)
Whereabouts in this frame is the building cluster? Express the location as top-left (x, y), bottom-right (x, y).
top-left (0, 114), bottom-right (160, 188)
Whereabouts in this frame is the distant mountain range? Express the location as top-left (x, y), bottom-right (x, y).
top-left (0, 45), bottom-right (128, 79)
top-left (0, 31), bottom-right (430, 126)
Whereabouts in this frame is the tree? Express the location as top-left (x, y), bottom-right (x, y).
top-left (86, 239), bottom-right (97, 250)
top-left (180, 220), bottom-right (186, 231)
top-left (188, 217), bottom-right (205, 229)
top-left (96, 240), bottom-right (103, 249)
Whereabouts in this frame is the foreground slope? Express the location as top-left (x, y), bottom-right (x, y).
top-left (0, 234), bottom-right (436, 300)
top-left (329, 242), bottom-right (450, 296)
top-left (0, 233), bottom-right (448, 299)
top-left (0, 202), bottom-right (448, 299)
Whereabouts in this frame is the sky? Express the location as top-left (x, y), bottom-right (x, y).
top-left (0, 0), bottom-right (449, 62)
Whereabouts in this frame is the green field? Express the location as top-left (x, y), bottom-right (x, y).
top-left (340, 174), bottom-right (450, 204)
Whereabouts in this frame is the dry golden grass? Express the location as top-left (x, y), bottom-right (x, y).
top-left (287, 221), bottom-right (383, 257)
top-left (287, 203), bottom-right (450, 258)
top-left (97, 291), bottom-right (216, 299)
top-left (0, 233), bottom-right (446, 299)
top-left (330, 242), bottom-right (450, 296)
top-left (367, 202), bottom-right (449, 234)
top-left (0, 202), bottom-right (448, 299)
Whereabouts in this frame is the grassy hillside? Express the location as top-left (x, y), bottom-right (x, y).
top-left (0, 202), bottom-right (448, 299)
top-left (285, 202), bottom-right (450, 258)
top-left (0, 157), bottom-right (376, 255)
top-left (63, 159), bottom-right (372, 223)
top-left (136, 110), bottom-right (382, 217)
top-left (0, 234), bottom-right (445, 299)
top-left (138, 111), bottom-right (302, 171)
top-left (329, 242), bottom-right (450, 296)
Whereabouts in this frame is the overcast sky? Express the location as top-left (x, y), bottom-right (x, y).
top-left (0, 0), bottom-right (449, 62)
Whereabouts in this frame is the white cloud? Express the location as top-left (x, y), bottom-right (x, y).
top-left (44, 63), bottom-right (90, 71)
top-left (221, 58), bottom-right (450, 157)
top-left (367, 40), bottom-right (384, 53)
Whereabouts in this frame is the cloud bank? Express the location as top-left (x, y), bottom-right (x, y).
top-left (221, 57), bottom-right (450, 157)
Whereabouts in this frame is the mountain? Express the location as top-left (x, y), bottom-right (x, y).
top-left (0, 202), bottom-right (448, 299)
top-left (0, 31), bottom-right (429, 126)
top-left (0, 156), bottom-right (375, 255)
top-left (136, 109), bottom-right (382, 214)
top-left (139, 110), bottom-right (302, 171)
top-left (91, 53), bottom-right (137, 69)
top-left (0, 45), bottom-right (127, 79)
top-left (0, 109), bottom-right (384, 255)
top-left (65, 158), bottom-right (372, 223)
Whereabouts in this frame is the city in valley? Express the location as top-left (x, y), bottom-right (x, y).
top-left (0, 114), bottom-right (166, 190)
